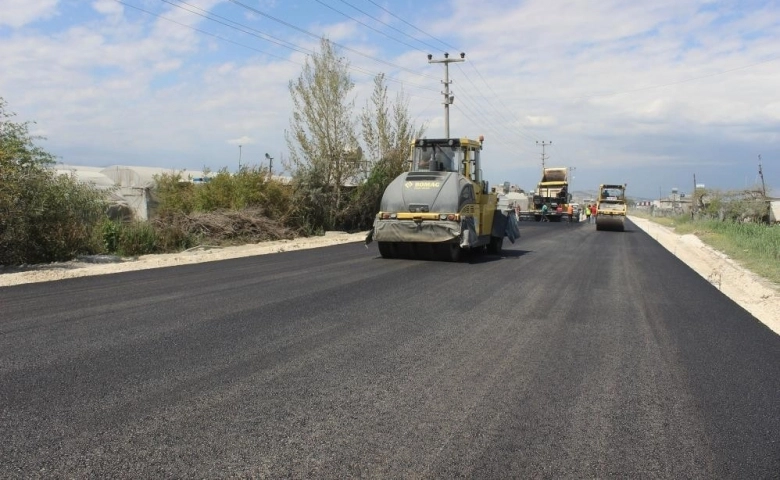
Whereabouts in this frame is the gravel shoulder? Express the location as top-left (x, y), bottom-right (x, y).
top-left (1, 220), bottom-right (777, 336)
top-left (0, 232), bottom-right (367, 287)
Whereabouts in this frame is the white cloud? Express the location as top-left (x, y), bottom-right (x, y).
top-left (0, 0), bottom-right (778, 196)
top-left (0, 0), bottom-right (58, 28)
top-left (92, 0), bottom-right (122, 17)
top-left (524, 116), bottom-right (557, 127)
top-left (228, 136), bottom-right (255, 145)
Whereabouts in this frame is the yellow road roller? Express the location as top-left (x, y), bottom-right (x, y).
top-left (596, 184), bottom-right (627, 231)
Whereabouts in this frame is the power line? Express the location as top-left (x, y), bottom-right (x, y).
top-left (343, 2), bottom-right (540, 143)
top-left (218, 0), bottom-right (538, 137)
top-left (465, 62), bottom-right (541, 141)
top-left (453, 85), bottom-right (534, 150)
top-left (162, 0), bottom-right (309, 55)
top-left (165, 0), bottom-right (435, 89)
top-left (366, 0), bottom-right (457, 52)
top-left (313, 0), bottom-right (427, 53)
top-left (116, 0), bottom-right (299, 63)
top-left (224, 0), bottom-right (439, 81)
top-left (454, 64), bottom-right (539, 143)
top-left (451, 102), bottom-right (518, 150)
top-left (336, 0), bottom-right (446, 53)
top-left (116, 0), bottom-right (440, 94)
top-left (125, 0), bottom-right (537, 149)
top-left (316, 1), bottom-right (538, 145)
top-left (343, 2), bottom-right (543, 142)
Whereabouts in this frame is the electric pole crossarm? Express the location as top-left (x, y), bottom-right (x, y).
top-left (536, 140), bottom-right (551, 170)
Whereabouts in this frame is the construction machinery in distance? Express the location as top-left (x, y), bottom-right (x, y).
top-left (365, 136), bottom-right (520, 261)
top-left (531, 167), bottom-right (571, 221)
top-left (596, 184), bottom-right (628, 231)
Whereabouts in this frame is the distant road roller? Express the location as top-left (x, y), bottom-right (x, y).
top-left (365, 136), bottom-right (520, 261)
top-left (596, 184), bottom-right (627, 231)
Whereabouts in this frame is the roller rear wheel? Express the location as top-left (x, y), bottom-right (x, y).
top-left (377, 242), bottom-right (394, 258)
top-left (440, 243), bottom-right (462, 262)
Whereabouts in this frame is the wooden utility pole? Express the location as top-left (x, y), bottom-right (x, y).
top-left (758, 155), bottom-right (767, 196)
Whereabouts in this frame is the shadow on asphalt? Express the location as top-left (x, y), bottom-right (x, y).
top-left (367, 248), bottom-right (533, 264)
top-left (466, 249), bottom-right (532, 264)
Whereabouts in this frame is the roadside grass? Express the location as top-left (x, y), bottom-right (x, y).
top-left (630, 210), bottom-right (780, 286)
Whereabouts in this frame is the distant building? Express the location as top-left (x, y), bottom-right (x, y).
top-left (656, 188), bottom-right (692, 214)
top-left (56, 165), bottom-right (297, 220)
top-left (55, 165), bottom-right (214, 220)
top-left (770, 201), bottom-right (780, 224)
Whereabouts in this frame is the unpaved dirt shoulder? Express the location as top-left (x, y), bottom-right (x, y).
top-left (629, 216), bottom-right (779, 336)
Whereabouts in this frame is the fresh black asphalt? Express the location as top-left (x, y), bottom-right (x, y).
top-left (1, 219), bottom-right (779, 478)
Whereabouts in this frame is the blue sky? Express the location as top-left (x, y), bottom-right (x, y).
top-left (1, 0), bottom-right (778, 199)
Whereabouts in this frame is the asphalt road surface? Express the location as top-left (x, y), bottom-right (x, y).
top-left (2, 219), bottom-right (779, 478)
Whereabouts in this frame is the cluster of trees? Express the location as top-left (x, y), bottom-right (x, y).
top-left (286, 38), bottom-right (425, 232)
top-left (692, 187), bottom-right (773, 223)
top-left (0, 39), bottom-right (425, 265)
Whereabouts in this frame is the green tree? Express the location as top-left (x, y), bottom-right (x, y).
top-left (286, 38), bottom-right (359, 231)
top-left (344, 74), bottom-right (426, 230)
top-left (1, 98), bottom-right (106, 264)
top-left (0, 98), bottom-right (55, 167)
top-left (153, 171), bottom-right (195, 216)
top-left (360, 73), bottom-right (424, 177)
top-left (699, 188), bottom-right (768, 222)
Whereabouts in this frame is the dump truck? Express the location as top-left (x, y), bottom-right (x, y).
top-left (531, 167), bottom-right (571, 221)
top-left (596, 184), bottom-right (627, 231)
top-left (365, 136), bottom-right (520, 261)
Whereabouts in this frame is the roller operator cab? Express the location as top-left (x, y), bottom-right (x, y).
top-left (596, 183), bottom-right (628, 231)
top-left (365, 137), bottom-right (520, 261)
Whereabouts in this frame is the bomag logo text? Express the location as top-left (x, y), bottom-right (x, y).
top-left (405, 181), bottom-right (441, 189)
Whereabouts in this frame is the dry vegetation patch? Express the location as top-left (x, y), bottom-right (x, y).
top-left (159, 208), bottom-right (298, 245)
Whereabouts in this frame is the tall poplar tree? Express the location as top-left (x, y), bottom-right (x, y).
top-left (286, 38), bottom-right (359, 231)
top-left (360, 73), bottom-right (424, 178)
top-left (343, 74), bottom-right (425, 230)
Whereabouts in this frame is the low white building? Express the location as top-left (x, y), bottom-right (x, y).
top-left (770, 200), bottom-right (780, 223)
top-left (55, 165), bottom-right (212, 220)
